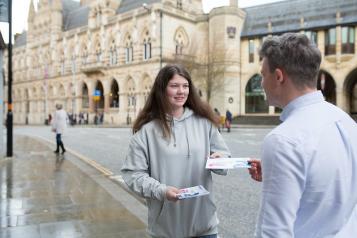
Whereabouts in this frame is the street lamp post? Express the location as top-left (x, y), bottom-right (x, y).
top-left (6, 0), bottom-right (13, 157)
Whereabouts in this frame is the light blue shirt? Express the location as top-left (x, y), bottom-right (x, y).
top-left (256, 91), bottom-right (357, 238)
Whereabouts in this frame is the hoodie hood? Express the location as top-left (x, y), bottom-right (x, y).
top-left (173, 107), bottom-right (194, 122)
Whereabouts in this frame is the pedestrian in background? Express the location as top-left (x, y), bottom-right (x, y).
top-left (48, 114), bottom-right (52, 124)
top-left (121, 64), bottom-right (230, 238)
top-left (225, 110), bottom-right (232, 132)
top-left (52, 104), bottom-right (67, 154)
top-left (248, 33), bottom-right (357, 237)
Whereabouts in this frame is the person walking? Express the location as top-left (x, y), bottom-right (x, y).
top-left (225, 110), bottom-right (232, 132)
top-left (213, 108), bottom-right (222, 132)
top-left (248, 33), bottom-right (357, 237)
top-left (52, 104), bottom-right (67, 154)
top-left (121, 64), bottom-right (231, 238)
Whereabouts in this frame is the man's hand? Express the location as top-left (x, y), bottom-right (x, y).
top-left (248, 159), bottom-right (262, 182)
top-left (165, 186), bottom-right (180, 202)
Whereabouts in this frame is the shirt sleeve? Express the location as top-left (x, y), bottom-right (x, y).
top-left (209, 123), bottom-right (231, 175)
top-left (256, 134), bottom-right (306, 238)
top-left (121, 132), bottom-right (167, 201)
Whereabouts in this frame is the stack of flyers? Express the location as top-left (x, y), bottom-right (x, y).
top-left (177, 185), bottom-right (210, 200)
top-left (205, 157), bottom-right (252, 169)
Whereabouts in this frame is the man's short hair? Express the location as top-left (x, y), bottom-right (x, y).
top-left (259, 33), bottom-right (321, 89)
top-left (56, 104), bottom-right (63, 110)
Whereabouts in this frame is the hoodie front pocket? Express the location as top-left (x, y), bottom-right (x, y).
top-left (155, 200), bottom-right (167, 223)
top-left (152, 200), bottom-right (174, 237)
top-left (190, 196), bottom-right (218, 235)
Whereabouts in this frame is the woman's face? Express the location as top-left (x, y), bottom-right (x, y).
top-left (165, 74), bottom-right (189, 111)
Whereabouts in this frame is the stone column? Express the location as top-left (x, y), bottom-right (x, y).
top-left (336, 25), bottom-right (341, 66)
top-left (269, 106), bottom-right (275, 115)
top-left (317, 30), bottom-right (325, 56)
top-left (104, 93), bottom-right (110, 112)
top-left (336, 11), bottom-right (342, 66)
top-left (89, 96), bottom-right (95, 113)
top-left (336, 82), bottom-right (348, 112)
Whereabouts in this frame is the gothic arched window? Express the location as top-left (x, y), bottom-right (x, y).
top-left (109, 39), bottom-right (118, 65)
top-left (125, 35), bottom-right (133, 63)
top-left (143, 31), bottom-right (151, 60)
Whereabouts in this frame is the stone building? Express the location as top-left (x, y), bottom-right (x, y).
top-left (4, 0), bottom-right (357, 124)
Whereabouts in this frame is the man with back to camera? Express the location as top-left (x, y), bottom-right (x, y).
top-left (248, 33), bottom-right (357, 237)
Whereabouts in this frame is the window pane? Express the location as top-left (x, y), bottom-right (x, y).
top-left (342, 27), bottom-right (348, 44)
top-left (311, 31), bottom-right (317, 45)
top-left (143, 44), bottom-right (147, 59)
top-left (245, 75), bottom-right (268, 113)
top-left (249, 40), bottom-right (254, 63)
top-left (329, 28), bottom-right (336, 44)
top-left (305, 31), bottom-right (311, 39)
top-left (147, 43), bottom-right (150, 59)
top-left (305, 31), bottom-right (317, 45)
top-left (349, 27), bottom-right (355, 44)
top-left (249, 40), bottom-right (254, 53)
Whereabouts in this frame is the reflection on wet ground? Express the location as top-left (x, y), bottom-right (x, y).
top-left (0, 136), bottom-right (148, 238)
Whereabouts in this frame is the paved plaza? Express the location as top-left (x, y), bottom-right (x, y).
top-left (10, 126), bottom-right (273, 238)
top-left (0, 135), bottom-right (149, 238)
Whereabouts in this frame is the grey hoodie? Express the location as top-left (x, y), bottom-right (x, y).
top-left (121, 108), bottom-right (231, 238)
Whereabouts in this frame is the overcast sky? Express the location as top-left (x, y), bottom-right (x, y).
top-left (0, 0), bottom-right (285, 43)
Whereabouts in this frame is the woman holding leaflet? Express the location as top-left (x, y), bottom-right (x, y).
top-left (121, 64), bottom-right (230, 238)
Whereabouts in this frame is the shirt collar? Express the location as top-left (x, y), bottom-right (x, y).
top-left (280, 90), bottom-right (325, 122)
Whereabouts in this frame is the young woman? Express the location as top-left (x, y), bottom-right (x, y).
top-left (121, 64), bottom-right (230, 238)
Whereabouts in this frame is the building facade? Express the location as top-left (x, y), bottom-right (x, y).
top-left (4, 0), bottom-right (357, 124)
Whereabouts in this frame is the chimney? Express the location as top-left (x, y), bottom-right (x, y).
top-left (230, 0), bottom-right (238, 7)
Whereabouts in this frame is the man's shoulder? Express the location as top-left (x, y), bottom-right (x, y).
top-left (269, 102), bottom-right (355, 143)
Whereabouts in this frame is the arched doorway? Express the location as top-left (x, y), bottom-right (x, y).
top-left (81, 83), bottom-right (89, 108)
top-left (110, 79), bottom-right (119, 108)
top-left (95, 80), bottom-right (104, 109)
top-left (344, 68), bottom-right (357, 114)
top-left (245, 74), bottom-right (268, 113)
top-left (317, 70), bottom-right (336, 105)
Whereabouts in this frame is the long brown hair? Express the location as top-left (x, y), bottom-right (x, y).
top-left (133, 64), bottom-right (219, 136)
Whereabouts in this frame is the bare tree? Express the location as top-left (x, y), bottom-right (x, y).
top-left (170, 42), bottom-right (229, 103)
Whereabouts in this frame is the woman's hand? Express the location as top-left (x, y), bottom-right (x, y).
top-left (209, 152), bottom-right (223, 158)
top-left (248, 159), bottom-right (262, 182)
top-left (165, 186), bottom-right (180, 202)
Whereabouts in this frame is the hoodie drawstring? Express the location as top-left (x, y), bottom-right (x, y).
top-left (171, 119), bottom-right (177, 147)
top-left (184, 122), bottom-right (191, 159)
top-left (169, 108), bottom-right (193, 158)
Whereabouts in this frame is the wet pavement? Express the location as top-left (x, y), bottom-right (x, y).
top-left (16, 126), bottom-right (269, 237)
top-left (0, 136), bottom-right (148, 238)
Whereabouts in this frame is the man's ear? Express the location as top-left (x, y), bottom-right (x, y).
top-left (275, 68), bottom-right (284, 84)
